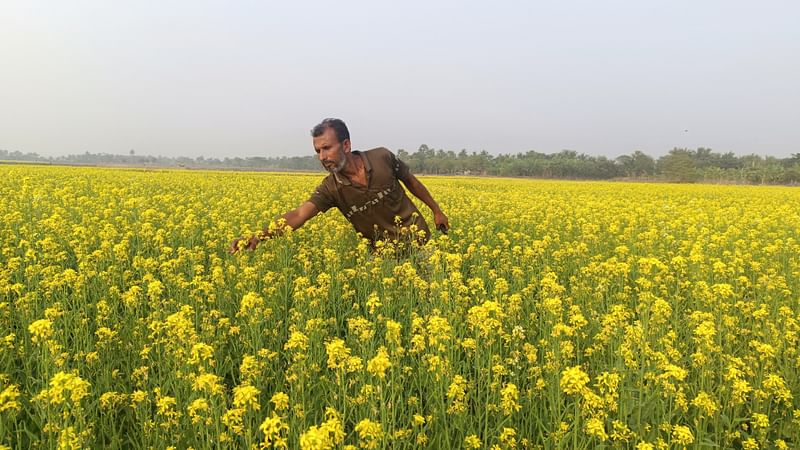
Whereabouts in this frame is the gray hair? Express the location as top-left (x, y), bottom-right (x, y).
top-left (311, 118), bottom-right (350, 143)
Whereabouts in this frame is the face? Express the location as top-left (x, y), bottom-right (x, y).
top-left (313, 127), bottom-right (350, 173)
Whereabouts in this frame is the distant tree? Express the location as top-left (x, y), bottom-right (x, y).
top-left (3, 144), bottom-right (799, 184)
top-left (631, 151), bottom-right (656, 176)
top-left (617, 150), bottom-right (655, 177)
top-left (782, 153), bottom-right (800, 168)
top-left (692, 147), bottom-right (715, 168)
top-left (658, 148), bottom-right (698, 182)
top-left (467, 150), bottom-right (491, 175)
top-left (717, 152), bottom-right (740, 169)
top-left (781, 168), bottom-right (800, 184)
top-left (739, 154), bottom-right (764, 169)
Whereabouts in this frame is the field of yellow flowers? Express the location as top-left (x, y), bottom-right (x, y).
top-left (1, 164), bottom-right (799, 449)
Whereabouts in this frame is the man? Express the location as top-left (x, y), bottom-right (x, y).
top-left (230, 118), bottom-right (449, 252)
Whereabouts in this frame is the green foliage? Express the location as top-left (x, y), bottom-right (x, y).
top-left (657, 149), bottom-right (699, 182)
top-left (2, 146), bottom-right (800, 185)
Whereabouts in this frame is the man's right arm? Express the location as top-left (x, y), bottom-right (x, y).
top-left (282, 201), bottom-right (321, 231)
top-left (229, 201), bottom-right (320, 253)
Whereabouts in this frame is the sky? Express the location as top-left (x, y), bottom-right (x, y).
top-left (1, 0), bottom-right (799, 159)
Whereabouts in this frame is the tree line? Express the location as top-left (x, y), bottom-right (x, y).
top-left (2, 146), bottom-right (799, 185)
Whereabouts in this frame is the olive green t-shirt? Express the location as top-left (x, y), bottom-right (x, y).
top-left (308, 147), bottom-right (431, 244)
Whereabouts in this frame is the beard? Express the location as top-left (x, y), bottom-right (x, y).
top-left (324, 155), bottom-right (347, 173)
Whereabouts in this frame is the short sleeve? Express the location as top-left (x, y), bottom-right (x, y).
top-left (389, 150), bottom-right (412, 181)
top-left (307, 181), bottom-right (336, 213)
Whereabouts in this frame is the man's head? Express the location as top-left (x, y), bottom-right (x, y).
top-left (311, 118), bottom-right (350, 143)
top-left (311, 118), bottom-right (351, 173)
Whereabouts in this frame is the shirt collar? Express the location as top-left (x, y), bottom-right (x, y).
top-left (333, 151), bottom-right (371, 185)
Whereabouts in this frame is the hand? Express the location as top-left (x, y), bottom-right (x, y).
top-left (434, 211), bottom-right (449, 234)
top-left (228, 235), bottom-right (259, 254)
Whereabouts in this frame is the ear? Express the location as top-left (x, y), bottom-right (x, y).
top-left (343, 139), bottom-right (352, 153)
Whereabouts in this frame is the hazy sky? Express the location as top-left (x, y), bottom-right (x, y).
top-left (2, 1), bottom-right (798, 159)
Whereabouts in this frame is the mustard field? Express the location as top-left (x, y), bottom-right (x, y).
top-left (1, 165), bottom-right (799, 449)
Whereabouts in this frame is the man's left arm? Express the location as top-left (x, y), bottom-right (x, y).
top-left (401, 174), bottom-right (449, 233)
